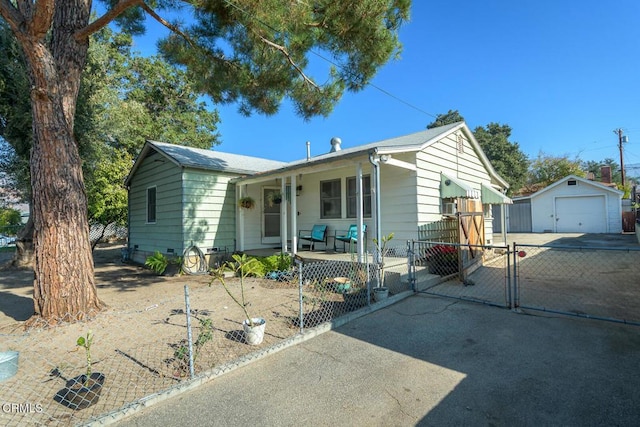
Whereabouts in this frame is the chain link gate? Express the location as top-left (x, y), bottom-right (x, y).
top-left (513, 243), bottom-right (640, 325)
top-left (410, 240), bottom-right (511, 308)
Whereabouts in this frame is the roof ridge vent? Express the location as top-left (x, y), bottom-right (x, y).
top-left (329, 137), bottom-right (342, 153)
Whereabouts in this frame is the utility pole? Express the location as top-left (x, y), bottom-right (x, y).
top-left (614, 128), bottom-right (626, 188)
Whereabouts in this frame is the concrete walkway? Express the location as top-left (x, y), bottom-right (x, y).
top-left (111, 295), bottom-right (640, 427)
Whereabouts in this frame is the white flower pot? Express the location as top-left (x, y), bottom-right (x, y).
top-left (243, 318), bottom-right (266, 345)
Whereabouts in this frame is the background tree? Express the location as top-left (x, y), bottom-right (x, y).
top-left (0, 25), bottom-right (221, 260)
top-left (426, 109), bottom-right (464, 129)
top-left (473, 123), bottom-right (529, 196)
top-left (0, 206), bottom-right (21, 228)
top-left (528, 152), bottom-right (585, 188)
top-left (581, 158), bottom-right (621, 184)
top-left (0, 1), bottom-right (411, 323)
top-left (427, 111), bottom-right (529, 195)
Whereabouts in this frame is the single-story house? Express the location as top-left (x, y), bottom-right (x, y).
top-left (124, 121), bottom-right (512, 264)
top-left (494, 175), bottom-right (623, 234)
top-left (124, 141), bottom-right (287, 263)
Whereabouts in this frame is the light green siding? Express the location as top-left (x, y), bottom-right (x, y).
top-left (129, 151), bottom-right (184, 260)
top-left (128, 150), bottom-right (239, 262)
top-left (182, 169), bottom-right (237, 253)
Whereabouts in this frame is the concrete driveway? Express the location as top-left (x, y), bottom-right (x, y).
top-left (505, 232), bottom-right (638, 248)
top-left (112, 294), bottom-right (640, 427)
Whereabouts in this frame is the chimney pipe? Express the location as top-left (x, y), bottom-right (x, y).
top-left (306, 141), bottom-right (310, 161)
top-left (330, 137), bottom-right (342, 153)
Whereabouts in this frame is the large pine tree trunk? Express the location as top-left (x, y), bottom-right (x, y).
top-left (29, 81), bottom-right (102, 322)
top-left (11, 1), bottom-right (104, 324)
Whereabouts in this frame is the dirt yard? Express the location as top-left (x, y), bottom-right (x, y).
top-left (0, 244), bottom-right (309, 426)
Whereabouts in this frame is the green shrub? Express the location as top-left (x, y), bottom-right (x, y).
top-left (260, 253), bottom-right (292, 272)
top-left (145, 251), bottom-right (169, 275)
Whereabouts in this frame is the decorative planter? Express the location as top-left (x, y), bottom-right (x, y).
top-left (243, 318), bottom-right (266, 345)
top-left (0, 351), bottom-right (19, 382)
top-left (333, 277), bottom-right (352, 293)
top-left (238, 197), bottom-right (256, 210)
top-left (54, 372), bottom-right (105, 410)
top-left (373, 287), bottom-right (389, 302)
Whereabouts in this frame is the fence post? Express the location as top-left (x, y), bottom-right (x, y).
top-left (506, 244), bottom-right (512, 309)
top-left (407, 240), bottom-right (416, 292)
top-left (512, 243), bottom-right (519, 310)
top-left (184, 285), bottom-right (195, 379)
top-left (296, 257), bottom-right (304, 333)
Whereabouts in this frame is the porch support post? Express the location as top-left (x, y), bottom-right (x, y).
top-left (356, 163), bottom-right (364, 262)
top-left (369, 150), bottom-right (382, 266)
top-left (237, 184), bottom-right (245, 251)
top-left (501, 197), bottom-right (508, 245)
top-left (291, 174), bottom-right (297, 255)
top-left (281, 177), bottom-right (288, 253)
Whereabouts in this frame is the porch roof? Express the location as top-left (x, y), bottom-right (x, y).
top-left (233, 122), bottom-right (464, 184)
top-left (481, 183), bottom-right (513, 205)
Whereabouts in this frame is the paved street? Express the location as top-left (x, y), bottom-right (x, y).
top-left (110, 294), bottom-right (640, 427)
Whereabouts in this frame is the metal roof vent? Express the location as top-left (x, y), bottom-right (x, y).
top-left (329, 137), bottom-right (342, 153)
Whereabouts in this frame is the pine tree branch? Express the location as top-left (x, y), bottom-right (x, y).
top-left (258, 35), bottom-right (319, 90)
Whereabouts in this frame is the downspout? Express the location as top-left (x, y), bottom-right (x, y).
top-left (291, 174), bottom-right (297, 256)
top-left (368, 149), bottom-right (382, 266)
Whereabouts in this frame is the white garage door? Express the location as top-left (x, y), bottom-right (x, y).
top-left (555, 196), bottom-right (606, 233)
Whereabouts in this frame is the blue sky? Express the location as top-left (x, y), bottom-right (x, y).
top-left (130, 1), bottom-right (640, 166)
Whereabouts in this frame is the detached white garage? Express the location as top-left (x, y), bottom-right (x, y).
top-left (529, 175), bottom-right (623, 233)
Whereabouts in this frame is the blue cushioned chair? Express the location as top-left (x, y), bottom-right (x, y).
top-left (334, 224), bottom-right (367, 253)
top-left (298, 225), bottom-right (328, 251)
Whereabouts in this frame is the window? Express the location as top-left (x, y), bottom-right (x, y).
top-left (347, 175), bottom-right (372, 218)
top-left (147, 187), bottom-right (157, 223)
top-left (320, 179), bottom-right (341, 218)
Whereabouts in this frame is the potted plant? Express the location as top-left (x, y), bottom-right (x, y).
top-left (265, 191), bottom-right (283, 207)
top-left (336, 255), bottom-right (369, 309)
top-left (53, 331), bottom-right (105, 410)
top-left (238, 196), bottom-right (256, 210)
top-left (210, 254), bottom-right (266, 345)
top-left (372, 232), bottom-right (394, 301)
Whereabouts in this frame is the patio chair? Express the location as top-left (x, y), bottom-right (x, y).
top-left (334, 224), bottom-right (367, 253)
top-left (298, 225), bottom-right (328, 251)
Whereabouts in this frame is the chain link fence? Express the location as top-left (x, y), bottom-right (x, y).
top-left (514, 244), bottom-right (640, 324)
top-left (3, 238), bottom-right (637, 425)
top-left (0, 248), bottom-right (411, 426)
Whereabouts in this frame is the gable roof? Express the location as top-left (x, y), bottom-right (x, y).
top-left (124, 141), bottom-right (287, 186)
top-left (125, 122), bottom-right (510, 189)
top-left (236, 121), bottom-right (509, 188)
top-left (527, 175), bottom-right (623, 199)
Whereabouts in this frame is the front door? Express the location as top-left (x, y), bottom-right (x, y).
top-left (262, 187), bottom-right (281, 244)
